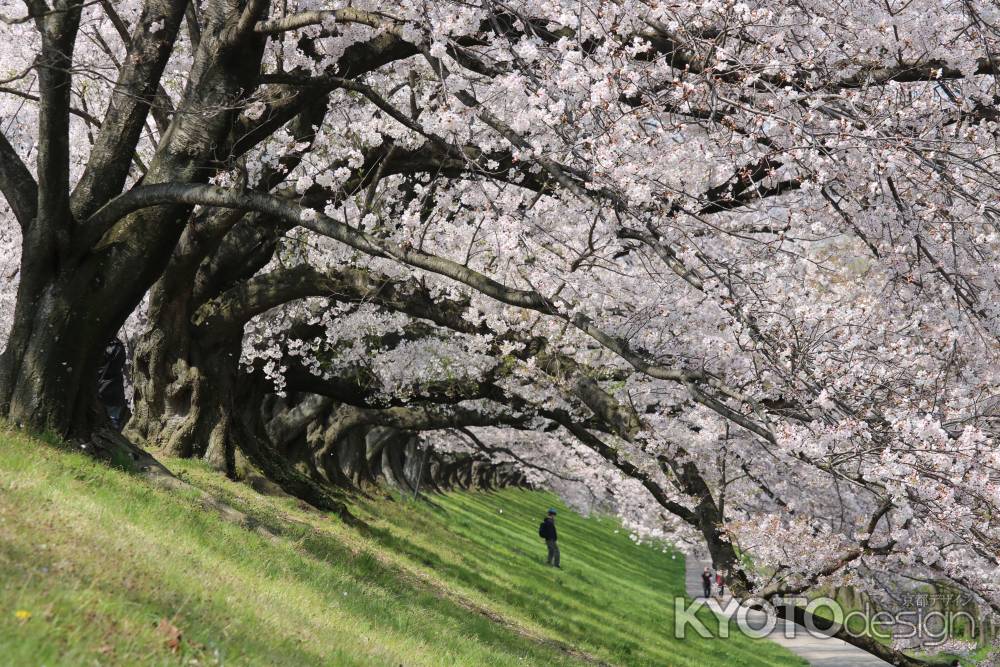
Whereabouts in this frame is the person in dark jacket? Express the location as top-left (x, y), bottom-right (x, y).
top-left (96, 338), bottom-right (128, 431)
top-left (540, 508), bottom-right (560, 567)
top-left (701, 566), bottom-right (712, 598)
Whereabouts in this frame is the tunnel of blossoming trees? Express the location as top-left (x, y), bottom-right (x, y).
top-left (2, 0), bottom-right (1000, 664)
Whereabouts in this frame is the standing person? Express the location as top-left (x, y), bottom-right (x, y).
top-left (701, 566), bottom-right (712, 598)
top-left (716, 570), bottom-right (726, 598)
top-left (538, 509), bottom-right (560, 568)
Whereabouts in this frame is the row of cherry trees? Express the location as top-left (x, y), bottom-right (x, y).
top-left (2, 1), bottom-right (1000, 663)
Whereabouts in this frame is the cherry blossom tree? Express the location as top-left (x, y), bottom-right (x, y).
top-left (2, 1), bottom-right (1000, 664)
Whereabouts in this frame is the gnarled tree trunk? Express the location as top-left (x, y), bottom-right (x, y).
top-left (0, 0), bottom-right (267, 445)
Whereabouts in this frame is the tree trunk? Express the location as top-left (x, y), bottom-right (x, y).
top-left (127, 289), bottom-right (237, 463)
top-left (126, 294), bottom-right (353, 515)
top-left (0, 262), bottom-right (125, 436)
top-left (233, 377), bottom-right (354, 517)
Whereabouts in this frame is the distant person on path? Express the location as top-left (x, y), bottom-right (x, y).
top-left (539, 508), bottom-right (560, 568)
top-left (701, 566), bottom-right (712, 597)
top-left (97, 337), bottom-right (128, 431)
top-left (715, 570), bottom-right (726, 598)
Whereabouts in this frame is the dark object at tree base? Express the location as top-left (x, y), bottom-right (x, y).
top-left (97, 338), bottom-right (129, 431)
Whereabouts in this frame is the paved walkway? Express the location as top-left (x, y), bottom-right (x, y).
top-left (684, 558), bottom-right (890, 666)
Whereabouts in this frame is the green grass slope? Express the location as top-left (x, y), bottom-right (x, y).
top-left (0, 428), bottom-right (805, 666)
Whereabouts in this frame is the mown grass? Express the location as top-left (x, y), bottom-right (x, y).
top-left (0, 427), bottom-right (805, 666)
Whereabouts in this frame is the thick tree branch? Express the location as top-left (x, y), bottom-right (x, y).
top-left (90, 183), bottom-right (776, 441)
top-left (554, 418), bottom-right (695, 525)
top-left (0, 130), bottom-right (37, 229)
top-left (33, 0), bottom-right (84, 258)
top-left (71, 0), bottom-right (188, 220)
top-left (253, 7), bottom-right (398, 35)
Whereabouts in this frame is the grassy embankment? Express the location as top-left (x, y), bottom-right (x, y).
top-left (0, 427), bottom-right (806, 666)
